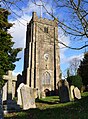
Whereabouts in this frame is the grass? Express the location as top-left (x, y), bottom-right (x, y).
top-left (4, 92), bottom-right (88, 119)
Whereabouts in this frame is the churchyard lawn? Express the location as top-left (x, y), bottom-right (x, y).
top-left (4, 92), bottom-right (88, 119)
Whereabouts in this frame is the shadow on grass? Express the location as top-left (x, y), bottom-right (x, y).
top-left (4, 93), bottom-right (88, 119)
top-left (35, 98), bottom-right (60, 105)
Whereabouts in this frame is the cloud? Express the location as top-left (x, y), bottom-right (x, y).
top-left (66, 53), bottom-right (84, 64)
top-left (58, 28), bottom-right (84, 66)
top-left (58, 29), bottom-right (71, 63)
top-left (9, 0), bottom-right (53, 21)
top-left (8, 11), bottom-right (32, 74)
top-left (8, 1), bottom-right (53, 74)
top-left (22, 1), bottom-right (54, 18)
top-left (12, 71), bottom-right (21, 76)
top-left (61, 53), bottom-right (84, 78)
top-left (8, 1), bottom-right (58, 62)
top-left (8, 0), bottom-right (54, 49)
top-left (22, 1), bottom-right (41, 16)
top-left (8, 16), bottom-right (31, 76)
top-left (9, 15), bottom-right (31, 48)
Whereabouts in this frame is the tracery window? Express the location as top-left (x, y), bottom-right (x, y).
top-left (44, 27), bottom-right (48, 33)
top-left (42, 72), bottom-right (50, 85)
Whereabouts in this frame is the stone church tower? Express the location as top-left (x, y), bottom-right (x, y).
top-left (23, 12), bottom-right (60, 97)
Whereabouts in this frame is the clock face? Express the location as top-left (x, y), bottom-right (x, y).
top-left (44, 53), bottom-right (49, 61)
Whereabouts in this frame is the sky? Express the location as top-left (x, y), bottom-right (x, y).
top-left (2, 0), bottom-right (87, 78)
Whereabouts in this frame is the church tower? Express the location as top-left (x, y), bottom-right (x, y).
top-left (23, 12), bottom-right (60, 96)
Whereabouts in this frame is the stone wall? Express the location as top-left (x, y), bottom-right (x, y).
top-left (23, 12), bottom-right (60, 97)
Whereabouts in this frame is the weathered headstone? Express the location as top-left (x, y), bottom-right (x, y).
top-left (17, 83), bottom-right (24, 106)
top-left (57, 80), bottom-right (70, 103)
top-left (17, 83), bottom-right (38, 106)
top-left (2, 82), bottom-right (7, 101)
top-left (70, 85), bottom-right (75, 101)
top-left (74, 87), bottom-right (81, 99)
top-left (20, 85), bottom-right (36, 110)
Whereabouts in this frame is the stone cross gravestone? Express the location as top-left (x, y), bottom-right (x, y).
top-left (57, 80), bottom-right (70, 103)
top-left (3, 70), bottom-right (17, 100)
top-left (20, 85), bottom-right (36, 110)
top-left (3, 71), bottom-right (20, 113)
top-left (74, 87), bottom-right (81, 99)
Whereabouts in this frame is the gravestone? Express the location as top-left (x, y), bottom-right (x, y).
top-left (17, 83), bottom-right (38, 107)
top-left (3, 70), bottom-right (17, 100)
top-left (33, 88), bottom-right (38, 99)
top-left (74, 87), bottom-right (81, 99)
top-left (3, 70), bottom-right (20, 113)
top-left (2, 82), bottom-right (7, 101)
top-left (70, 85), bottom-right (75, 101)
top-left (17, 83), bottom-right (25, 106)
top-left (20, 85), bottom-right (36, 110)
top-left (57, 80), bottom-right (70, 103)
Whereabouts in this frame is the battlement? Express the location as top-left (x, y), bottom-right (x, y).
top-left (31, 12), bottom-right (58, 27)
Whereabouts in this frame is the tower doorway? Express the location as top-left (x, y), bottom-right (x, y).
top-left (44, 89), bottom-right (50, 96)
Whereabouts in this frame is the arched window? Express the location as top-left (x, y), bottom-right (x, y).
top-left (42, 72), bottom-right (50, 85)
top-left (44, 27), bottom-right (48, 33)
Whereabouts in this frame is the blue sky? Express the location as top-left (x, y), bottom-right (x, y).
top-left (3, 0), bottom-right (87, 78)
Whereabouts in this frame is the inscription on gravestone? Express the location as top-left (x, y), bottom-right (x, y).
top-left (20, 85), bottom-right (36, 110)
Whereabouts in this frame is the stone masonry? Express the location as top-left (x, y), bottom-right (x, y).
top-left (22, 12), bottom-right (60, 97)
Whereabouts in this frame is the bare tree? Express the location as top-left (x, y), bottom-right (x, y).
top-left (1, 0), bottom-right (88, 50)
top-left (0, 0), bottom-right (29, 25)
top-left (32, 0), bottom-right (88, 50)
top-left (68, 58), bottom-right (80, 75)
